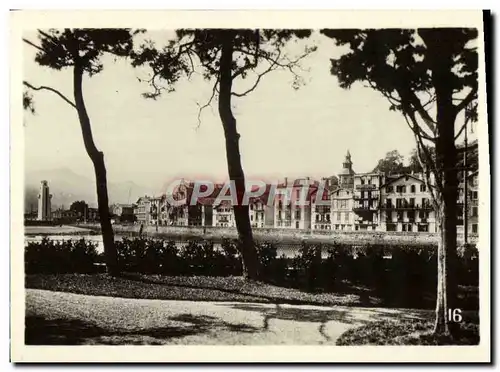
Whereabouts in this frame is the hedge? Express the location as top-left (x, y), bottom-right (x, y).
top-left (25, 237), bottom-right (479, 294)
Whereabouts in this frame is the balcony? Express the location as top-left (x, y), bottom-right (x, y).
top-left (353, 194), bottom-right (379, 200)
top-left (353, 205), bottom-right (378, 212)
top-left (355, 184), bottom-right (377, 191)
top-left (380, 203), bottom-right (433, 210)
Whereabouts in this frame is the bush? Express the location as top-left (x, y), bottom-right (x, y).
top-left (25, 237), bottom-right (99, 274)
top-left (292, 243), bottom-right (323, 291)
top-left (26, 237), bottom-right (479, 308)
top-left (256, 242), bottom-right (288, 284)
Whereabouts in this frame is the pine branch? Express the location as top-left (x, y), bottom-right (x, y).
top-left (23, 81), bottom-right (76, 109)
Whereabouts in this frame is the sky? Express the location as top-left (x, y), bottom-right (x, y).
top-left (22, 30), bottom-right (476, 195)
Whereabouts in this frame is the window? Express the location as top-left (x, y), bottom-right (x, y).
top-left (278, 211), bottom-right (282, 219)
top-left (409, 198), bottom-right (415, 207)
top-left (337, 212), bottom-right (341, 221)
top-left (387, 186), bottom-right (393, 192)
top-left (420, 184), bottom-right (426, 192)
top-left (316, 214), bottom-right (319, 222)
top-left (472, 207), bottom-right (478, 217)
top-left (326, 214), bottom-right (330, 222)
top-left (472, 224), bottom-right (478, 233)
top-left (387, 223), bottom-right (396, 231)
top-left (408, 211), bottom-right (415, 221)
top-left (250, 204), bottom-right (253, 210)
top-left (396, 185), bottom-right (403, 193)
top-left (411, 185), bottom-right (416, 193)
top-left (296, 221), bottom-right (300, 229)
top-left (421, 197), bottom-right (429, 208)
top-left (250, 215), bottom-right (253, 221)
top-left (418, 224), bottom-right (429, 232)
top-left (368, 178), bottom-right (372, 184)
top-left (402, 186), bottom-right (407, 193)
top-left (361, 178), bottom-right (365, 185)
top-left (386, 198), bottom-right (392, 208)
top-left (344, 212), bottom-right (349, 222)
top-left (472, 191), bottom-right (478, 200)
top-left (396, 198), bottom-right (403, 208)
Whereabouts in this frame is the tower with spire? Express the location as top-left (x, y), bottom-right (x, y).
top-left (338, 150), bottom-right (355, 189)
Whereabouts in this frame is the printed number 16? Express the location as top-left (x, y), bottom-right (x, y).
top-left (447, 309), bottom-right (463, 322)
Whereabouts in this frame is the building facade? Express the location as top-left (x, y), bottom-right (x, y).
top-left (379, 174), bottom-right (436, 233)
top-left (330, 187), bottom-right (355, 231)
top-left (311, 187), bottom-right (331, 230)
top-left (352, 173), bottom-right (382, 231)
top-left (37, 180), bottom-right (52, 221)
top-left (213, 201), bottom-right (235, 227)
top-left (134, 196), bottom-right (152, 225)
top-left (273, 178), bottom-right (315, 229)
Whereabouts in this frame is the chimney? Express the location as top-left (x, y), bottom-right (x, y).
top-left (284, 177), bottom-right (288, 186)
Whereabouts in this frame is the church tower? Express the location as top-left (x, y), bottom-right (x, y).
top-left (338, 150), bottom-right (355, 189)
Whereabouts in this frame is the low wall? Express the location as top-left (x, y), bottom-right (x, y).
top-left (80, 223), bottom-right (478, 246)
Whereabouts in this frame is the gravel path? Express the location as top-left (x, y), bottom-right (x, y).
top-left (25, 289), bottom-right (432, 345)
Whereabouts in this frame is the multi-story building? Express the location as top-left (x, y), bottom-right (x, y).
top-left (273, 178), bottom-right (315, 229)
top-left (37, 180), bottom-right (52, 221)
top-left (213, 200), bottom-right (235, 227)
top-left (134, 196), bottom-right (152, 225)
top-left (458, 170), bottom-right (479, 237)
top-left (468, 170), bottom-right (479, 236)
top-left (379, 174), bottom-right (436, 232)
top-left (352, 172), bottom-right (383, 231)
top-left (330, 187), bottom-right (355, 231)
top-left (249, 194), bottom-right (274, 228)
top-left (311, 187), bottom-right (331, 230)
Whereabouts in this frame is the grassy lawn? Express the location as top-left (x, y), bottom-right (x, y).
top-left (25, 273), bottom-right (379, 307)
top-left (25, 272), bottom-right (479, 310)
top-left (336, 318), bottom-right (479, 345)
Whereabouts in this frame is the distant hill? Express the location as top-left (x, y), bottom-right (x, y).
top-left (24, 168), bottom-right (154, 212)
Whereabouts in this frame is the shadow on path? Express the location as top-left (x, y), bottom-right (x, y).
top-left (25, 313), bottom-right (259, 345)
top-left (227, 303), bottom-right (428, 343)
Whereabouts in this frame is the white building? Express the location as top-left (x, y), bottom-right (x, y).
top-left (37, 180), bottom-right (52, 221)
top-left (273, 178), bottom-right (315, 229)
top-left (379, 174), bottom-right (436, 233)
top-left (213, 201), bottom-right (235, 227)
top-left (330, 187), bottom-right (355, 231)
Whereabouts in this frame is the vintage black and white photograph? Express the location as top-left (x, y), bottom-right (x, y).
top-left (11, 10), bottom-right (490, 363)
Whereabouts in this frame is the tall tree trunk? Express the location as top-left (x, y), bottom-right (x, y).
top-left (420, 29), bottom-right (459, 336)
top-left (73, 63), bottom-right (118, 275)
top-left (218, 31), bottom-right (259, 280)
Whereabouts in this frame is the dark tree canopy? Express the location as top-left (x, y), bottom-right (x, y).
top-left (69, 200), bottom-right (88, 215)
top-left (372, 149), bottom-right (406, 175)
top-left (131, 28), bottom-right (317, 100)
top-left (30, 28), bottom-right (139, 75)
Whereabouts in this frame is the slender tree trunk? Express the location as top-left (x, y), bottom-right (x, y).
top-left (420, 29), bottom-right (459, 336)
top-left (218, 31), bottom-right (259, 280)
top-left (73, 63), bottom-right (119, 275)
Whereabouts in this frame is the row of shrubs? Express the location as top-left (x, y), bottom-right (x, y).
top-left (25, 237), bottom-right (479, 297)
